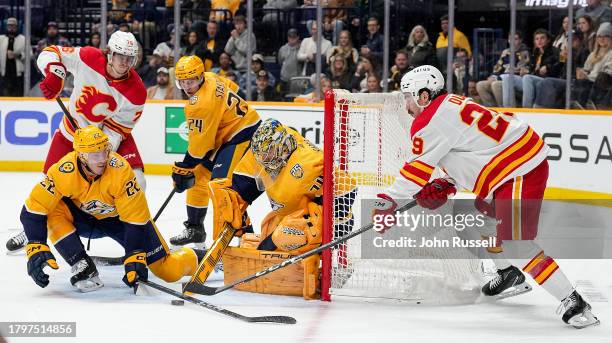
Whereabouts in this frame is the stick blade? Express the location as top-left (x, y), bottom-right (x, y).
top-left (182, 281), bottom-right (216, 295)
top-left (247, 316), bottom-right (297, 324)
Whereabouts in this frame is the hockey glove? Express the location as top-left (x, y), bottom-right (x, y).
top-left (122, 250), bottom-right (147, 287)
top-left (414, 178), bottom-right (457, 210)
top-left (372, 193), bottom-right (398, 234)
top-left (39, 62), bottom-right (66, 99)
top-left (26, 242), bottom-right (59, 288)
top-left (172, 162), bottom-right (195, 193)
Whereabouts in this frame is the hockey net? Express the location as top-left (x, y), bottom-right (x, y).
top-left (322, 90), bottom-right (482, 304)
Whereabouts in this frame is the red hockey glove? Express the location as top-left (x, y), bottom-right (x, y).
top-left (39, 62), bottom-right (66, 99)
top-left (372, 193), bottom-right (398, 234)
top-left (414, 178), bottom-right (457, 210)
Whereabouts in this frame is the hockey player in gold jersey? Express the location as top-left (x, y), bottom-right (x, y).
top-left (170, 55), bottom-right (261, 246)
top-left (21, 126), bottom-right (203, 292)
top-left (208, 119), bottom-right (355, 254)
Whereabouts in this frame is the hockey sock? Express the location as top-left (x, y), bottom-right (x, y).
top-left (187, 206), bottom-right (207, 226)
top-left (504, 240), bottom-right (574, 301)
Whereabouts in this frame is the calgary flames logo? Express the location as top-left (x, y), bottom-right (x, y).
top-left (75, 86), bottom-right (117, 123)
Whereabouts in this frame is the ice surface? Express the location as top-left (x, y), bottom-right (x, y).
top-left (1, 172), bottom-right (610, 342)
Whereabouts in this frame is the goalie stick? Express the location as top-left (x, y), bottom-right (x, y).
top-left (191, 200), bottom-right (418, 296)
top-left (137, 280), bottom-right (296, 324)
top-left (182, 223), bottom-right (236, 294)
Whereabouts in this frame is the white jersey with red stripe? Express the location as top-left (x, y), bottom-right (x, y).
top-left (386, 93), bottom-right (548, 201)
top-left (37, 46), bottom-right (146, 150)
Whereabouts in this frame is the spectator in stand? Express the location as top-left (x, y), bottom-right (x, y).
top-left (263, 0), bottom-right (298, 25)
top-left (240, 53), bottom-right (276, 89)
top-left (154, 27), bottom-right (176, 66)
top-left (405, 24), bottom-right (437, 70)
top-left (388, 50), bottom-right (410, 91)
top-left (553, 16), bottom-right (572, 58)
top-left (212, 52), bottom-right (242, 83)
top-left (0, 17), bottom-right (26, 96)
top-left (361, 17), bottom-right (384, 64)
top-left (502, 29), bottom-right (560, 108)
top-left (477, 32), bottom-right (530, 107)
top-left (576, 0), bottom-right (612, 25)
top-left (363, 74), bottom-right (382, 93)
top-left (578, 15), bottom-right (598, 53)
top-left (322, 0), bottom-right (354, 44)
top-left (35, 21), bottom-right (71, 58)
top-left (203, 21), bottom-right (226, 70)
top-left (298, 21), bottom-right (332, 76)
top-left (128, 0), bottom-right (157, 52)
top-left (278, 28), bottom-right (301, 96)
top-left (452, 48), bottom-right (471, 94)
top-left (295, 74), bottom-right (332, 103)
top-left (249, 70), bottom-right (282, 101)
top-left (87, 32), bottom-right (101, 48)
top-left (352, 55), bottom-right (379, 92)
top-left (327, 30), bottom-right (359, 73)
top-left (138, 47), bottom-right (166, 87)
top-left (327, 54), bottom-right (353, 90)
top-left (181, 30), bottom-right (207, 64)
top-left (535, 32), bottom-right (590, 109)
top-left (146, 67), bottom-right (176, 100)
top-left (225, 15), bottom-right (257, 73)
top-left (435, 15), bottom-right (471, 74)
top-left (572, 22), bottom-right (612, 109)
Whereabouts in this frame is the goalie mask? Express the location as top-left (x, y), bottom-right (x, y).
top-left (251, 119), bottom-right (297, 177)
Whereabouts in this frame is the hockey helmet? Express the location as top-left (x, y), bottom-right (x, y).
top-left (107, 31), bottom-right (139, 68)
top-left (400, 65), bottom-right (445, 108)
top-left (73, 126), bottom-right (110, 153)
top-left (175, 55), bottom-right (205, 90)
top-left (251, 119), bottom-right (297, 176)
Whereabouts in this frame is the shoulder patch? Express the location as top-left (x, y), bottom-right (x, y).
top-left (269, 197), bottom-right (285, 211)
top-left (189, 95), bottom-right (199, 105)
top-left (59, 161), bottom-right (75, 173)
top-left (108, 156), bottom-right (125, 168)
top-left (290, 164), bottom-right (304, 179)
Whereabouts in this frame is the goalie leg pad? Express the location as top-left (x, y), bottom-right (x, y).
top-left (149, 247), bottom-right (198, 283)
top-left (209, 178), bottom-right (248, 238)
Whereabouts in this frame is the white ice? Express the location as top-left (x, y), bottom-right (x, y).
top-left (1, 172), bottom-right (610, 342)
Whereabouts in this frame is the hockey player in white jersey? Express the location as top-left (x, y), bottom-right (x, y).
top-left (372, 65), bottom-right (599, 328)
top-left (5, 31), bottom-right (147, 253)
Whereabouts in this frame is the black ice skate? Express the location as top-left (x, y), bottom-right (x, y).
top-left (170, 221), bottom-right (206, 247)
top-left (482, 265), bottom-right (532, 300)
top-left (557, 290), bottom-right (600, 329)
top-left (5, 230), bottom-right (26, 253)
top-left (70, 255), bottom-right (103, 292)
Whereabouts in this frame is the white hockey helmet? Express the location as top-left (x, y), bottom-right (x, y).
top-left (107, 31), bottom-right (139, 68)
top-left (400, 65), bottom-right (445, 108)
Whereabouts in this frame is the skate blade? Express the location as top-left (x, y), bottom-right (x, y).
top-left (74, 276), bottom-right (104, 293)
top-left (494, 282), bottom-right (532, 300)
top-left (5, 247), bottom-right (25, 255)
top-left (569, 311), bottom-right (601, 329)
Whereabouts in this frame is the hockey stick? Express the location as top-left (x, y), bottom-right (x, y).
top-left (196, 200), bottom-right (418, 296)
top-left (153, 189), bottom-right (176, 221)
top-left (182, 223), bottom-right (236, 294)
top-left (56, 97), bottom-right (79, 129)
top-left (137, 279), bottom-right (296, 324)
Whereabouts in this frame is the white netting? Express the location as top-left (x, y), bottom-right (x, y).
top-left (327, 90), bottom-right (482, 304)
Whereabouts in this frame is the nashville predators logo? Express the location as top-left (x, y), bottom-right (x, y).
top-left (269, 198), bottom-right (284, 212)
top-left (75, 86), bottom-right (118, 123)
top-left (80, 200), bottom-right (116, 215)
top-left (290, 164), bottom-right (304, 179)
top-left (59, 161), bottom-right (75, 173)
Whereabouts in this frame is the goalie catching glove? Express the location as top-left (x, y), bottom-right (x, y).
top-left (26, 242), bottom-right (59, 288)
top-left (414, 178), bottom-right (456, 210)
top-left (122, 250), bottom-right (147, 287)
top-left (172, 162), bottom-right (195, 193)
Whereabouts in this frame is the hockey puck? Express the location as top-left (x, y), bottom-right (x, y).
top-left (171, 300), bottom-right (185, 306)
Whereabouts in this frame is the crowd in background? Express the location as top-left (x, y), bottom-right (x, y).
top-left (0, 0), bottom-right (611, 108)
